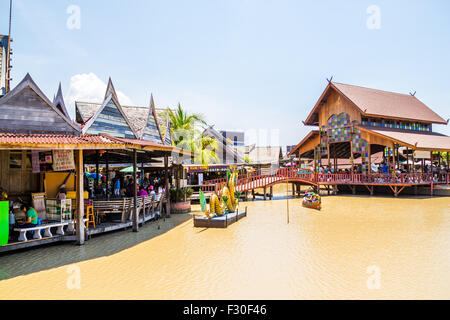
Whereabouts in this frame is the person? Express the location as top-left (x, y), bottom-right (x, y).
top-left (149, 185), bottom-right (156, 197)
top-left (114, 177), bottom-right (121, 197)
top-left (137, 186), bottom-right (148, 196)
top-left (15, 205), bottom-right (38, 228)
top-left (56, 185), bottom-right (67, 200)
top-left (9, 208), bottom-right (15, 241)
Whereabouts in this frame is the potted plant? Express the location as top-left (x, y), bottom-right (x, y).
top-left (169, 187), bottom-right (193, 213)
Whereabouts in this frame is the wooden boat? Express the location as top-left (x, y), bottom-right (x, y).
top-left (302, 199), bottom-right (321, 210)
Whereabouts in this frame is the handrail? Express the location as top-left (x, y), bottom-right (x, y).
top-left (200, 170), bottom-right (450, 192)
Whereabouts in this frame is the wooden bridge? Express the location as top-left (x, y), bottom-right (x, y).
top-left (200, 168), bottom-right (450, 198)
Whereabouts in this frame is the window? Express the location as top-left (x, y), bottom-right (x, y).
top-left (9, 151), bottom-right (22, 169)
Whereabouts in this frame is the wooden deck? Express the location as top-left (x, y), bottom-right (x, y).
top-left (193, 207), bottom-right (247, 228)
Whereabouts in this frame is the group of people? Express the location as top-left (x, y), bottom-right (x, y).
top-left (111, 175), bottom-right (165, 199)
top-left (85, 170), bottom-right (167, 199)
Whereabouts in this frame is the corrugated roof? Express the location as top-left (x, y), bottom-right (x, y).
top-left (76, 101), bottom-right (102, 123)
top-left (332, 82), bottom-right (447, 124)
top-left (248, 146), bottom-right (282, 165)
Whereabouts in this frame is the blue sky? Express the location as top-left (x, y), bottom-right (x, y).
top-left (1, 0), bottom-right (449, 148)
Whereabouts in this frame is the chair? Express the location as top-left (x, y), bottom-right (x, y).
top-left (85, 205), bottom-right (95, 229)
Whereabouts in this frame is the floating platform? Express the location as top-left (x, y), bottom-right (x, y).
top-left (193, 207), bottom-right (247, 228)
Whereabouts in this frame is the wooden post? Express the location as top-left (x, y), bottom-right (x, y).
top-left (263, 186), bottom-right (267, 200)
top-left (164, 155), bottom-right (170, 218)
top-left (327, 144), bottom-right (331, 171)
top-left (95, 150), bottom-right (100, 188)
top-left (270, 186), bottom-right (273, 200)
top-left (132, 149), bottom-right (139, 232)
top-left (368, 144), bottom-right (372, 174)
top-left (76, 149), bottom-right (85, 245)
top-left (105, 152), bottom-right (109, 198)
top-left (406, 147), bottom-right (409, 173)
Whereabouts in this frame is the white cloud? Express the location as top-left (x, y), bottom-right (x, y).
top-left (64, 73), bottom-right (133, 119)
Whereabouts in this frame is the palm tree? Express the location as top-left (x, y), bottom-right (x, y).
top-left (168, 103), bottom-right (219, 165)
top-left (168, 103), bottom-right (206, 145)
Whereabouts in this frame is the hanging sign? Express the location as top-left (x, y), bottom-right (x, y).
top-left (52, 150), bottom-right (75, 171)
top-left (32, 150), bottom-right (53, 173)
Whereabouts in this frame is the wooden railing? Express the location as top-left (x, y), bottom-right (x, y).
top-left (201, 168), bottom-right (450, 192)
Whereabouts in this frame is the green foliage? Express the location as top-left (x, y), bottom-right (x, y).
top-left (244, 156), bottom-right (251, 164)
top-left (167, 103), bottom-right (219, 165)
top-left (170, 187), bottom-right (194, 203)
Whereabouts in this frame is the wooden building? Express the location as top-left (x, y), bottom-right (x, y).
top-left (289, 81), bottom-right (450, 174)
top-left (0, 74), bottom-right (186, 251)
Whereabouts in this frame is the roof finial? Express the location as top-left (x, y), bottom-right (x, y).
top-left (326, 76), bottom-right (333, 83)
top-left (409, 91), bottom-right (416, 97)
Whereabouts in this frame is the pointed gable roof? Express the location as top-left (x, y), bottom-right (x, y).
top-left (53, 82), bottom-right (71, 120)
top-left (304, 81), bottom-right (448, 126)
top-left (0, 74), bottom-right (80, 134)
top-left (82, 78), bottom-right (139, 138)
top-left (139, 94), bottom-right (164, 143)
top-left (105, 77), bottom-right (119, 102)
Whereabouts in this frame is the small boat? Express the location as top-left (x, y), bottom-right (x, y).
top-left (302, 187), bottom-right (321, 210)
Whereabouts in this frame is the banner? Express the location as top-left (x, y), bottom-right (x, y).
top-left (52, 150), bottom-right (75, 171)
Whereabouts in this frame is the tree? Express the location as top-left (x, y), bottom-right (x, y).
top-left (168, 103), bottom-right (206, 146)
top-left (168, 103), bottom-right (219, 165)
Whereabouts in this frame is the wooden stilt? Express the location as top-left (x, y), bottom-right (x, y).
top-left (264, 186), bottom-right (267, 200)
top-left (270, 186), bottom-right (273, 200)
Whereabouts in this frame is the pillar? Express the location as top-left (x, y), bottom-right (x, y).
top-left (76, 149), bottom-right (85, 245)
top-left (164, 155), bottom-right (171, 218)
top-left (133, 149), bottom-right (138, 232)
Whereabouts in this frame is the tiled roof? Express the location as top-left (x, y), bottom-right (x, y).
top-left (121, 105), bottom-right (150, 138)
top-left (366, 127), bottom-right (450, 151)
top-left (0, 133), bottom-right (117, 145)
top-left (332, 82), bottom-right (447, 124)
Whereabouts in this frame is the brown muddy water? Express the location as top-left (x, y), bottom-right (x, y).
top-left (0, 195), bottom-right (449, 300)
